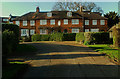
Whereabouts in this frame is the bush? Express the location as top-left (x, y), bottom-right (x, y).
top-left (2, 30), bottom-right (16, 55)
top-left (76, 32), bottom-right (84, 42)
top-left (31, 34), bottom-right (50, 42)
top-left (84, 32), bottom-right (110, 45)
top-left (63, 33), bottom-right (76, 41)
top-left (50, 32), bottom-right (64, 41)
top-left (21, 36), bottom-right (31, 42)
top-left (2, 23), bottom-right (19, 48)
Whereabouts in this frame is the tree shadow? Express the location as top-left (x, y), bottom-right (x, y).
top-left (22, 64), bottom-right (119, 78)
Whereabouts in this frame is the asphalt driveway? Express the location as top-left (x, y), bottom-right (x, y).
top-left (9, 41), bottom-right (119, 78)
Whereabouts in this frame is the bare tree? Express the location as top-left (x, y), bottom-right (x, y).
top-left (52, 2), bottom-right (103, 13)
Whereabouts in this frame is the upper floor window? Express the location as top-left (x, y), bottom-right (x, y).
top-left (3, 19), bottom-right (9, 21)
top-left (92, 20), bottom-right (97, 25)
top-left (50, 19), bottom-right (55, 25)
top-left (64, 19), bottom-right (68, 24)
top-left (30, 20), bottom-right (35, 26)
top-left (47, 12), bottom-right (52, 17)
top-left (40, 20), bottom-right (47, 25)
top-left (23, 21), bottom-right (27, 26)
top-left (16, 21), bottom-right (19, 26)
top-left (72, 19), bottom-right (79, 24)
top-left (85, 20), bottom-right (89, 25)
top-left (67, 12), bottom-right (72, 17)
top-left (100, 20), bottom-right (105, 25)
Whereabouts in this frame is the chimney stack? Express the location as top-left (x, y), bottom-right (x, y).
top-left (36, 7), bottom-right (40, 12)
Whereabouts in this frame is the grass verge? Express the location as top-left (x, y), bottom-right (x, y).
top-left (87, 44), bottom-right (120, 63)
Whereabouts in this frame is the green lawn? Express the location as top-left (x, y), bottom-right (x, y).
top-left (87, 44), bottom-right (120, 62)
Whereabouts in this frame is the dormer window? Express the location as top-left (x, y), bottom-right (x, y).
top-left (47, 12), bottom-right (52, 17)
top-left (67, 12), bottom-right (72, 17)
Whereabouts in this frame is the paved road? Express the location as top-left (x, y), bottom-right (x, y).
top-left (11, 41), bottom-right (119, 78)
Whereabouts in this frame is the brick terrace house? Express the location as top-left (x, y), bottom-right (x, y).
top-left (13, 7), bottom-right (108, 37)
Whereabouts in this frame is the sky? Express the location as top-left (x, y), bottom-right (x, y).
top-left (1, 2), bottom-right (119, 17)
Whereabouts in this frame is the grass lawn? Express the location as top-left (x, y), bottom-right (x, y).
top-left (87, 44), bottom-right (120, 62)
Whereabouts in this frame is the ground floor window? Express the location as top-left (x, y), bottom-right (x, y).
top-left (91, 29), bottom-right (99, 32)
top-left (21, 29), bottom-right (29, 36)
top-left (40, 29), bottom-right (47, 34)
top-left (85, 29), bottom-right (89, 32)
top-left (72, 28), bottom-right (79, 33)
top-left (30, 29), bottom-right (35, 35)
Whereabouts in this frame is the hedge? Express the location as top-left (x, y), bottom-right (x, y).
top-left (31, 34), bottom-right (50, 41)
top-left (76, 32), bottom-right (84, 42)
top-left (84, 32), bottom-right (110, 45)
top-left (49, 32), bottom-right (64, 41)
top-left (63, 33), bottom-right (76, 41)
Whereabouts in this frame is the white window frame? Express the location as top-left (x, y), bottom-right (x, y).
top-left (40, 29), bottom-right (47, 34)
top-left (50, 19), bottom-right (55, 25)
top-left (91, 29), bottom-right (99, 32)
top-left (85, 20), bottom-right (89, 25)
top-left (100, 20), bottom-right (105, 25)
top-left (30, 20), bottom-right (35, 26)
top-left (40, 20), bottom-right (47, 25)
top-left (85, 29), bottom-right (89, 32)
top-left (21, 29), bottom-right (29, 36)
top-left (16, 21), bottom-right (19, 26)
top-left (23, 21), bottom-right (27, 26)
top-left (92, 20), bottom-right (97, 25)
top-left (67, 12), bottom-right (72, 17)
top-left (72, 19), bottom-right (79, 24)
top-left (72, 28), bottom-right (79, 33)
top-left (64, 19), bottom-right (68, 25)
top-left (3, 19), bottom-right (9, 21)
top-left (47, 12), bottom-right (52, 17)
top-left (30, 29), bottom-right (35, 35)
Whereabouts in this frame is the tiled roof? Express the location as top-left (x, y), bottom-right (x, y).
top-left (14, 11), bottom-right (107, 21)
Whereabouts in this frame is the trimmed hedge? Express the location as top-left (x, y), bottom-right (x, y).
top-left (31, 34), bottom-right (50, 41)
top-left (76, 32), bottom-right (84, 42)
top-left (49, 32), bottom-right (64, 41)
top-left (84, 32), bottom-right (110, 45)
top-left (63, 33), bottom-right (76, 41)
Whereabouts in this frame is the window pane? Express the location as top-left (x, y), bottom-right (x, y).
top-left (91, 29), bottom-right (99, 32)
top-left (50, 20), bottom-right (55, 25)
top-left (100, 20), bottom-right (105, 25)
top-left (64, 19), bottom-right (68, 24)
top-left (16, 21), bottom-right (19, 26)
top-left (40, 29), bottom-right (47, 34)
top-left (92, 20), bottom-right (97, 25)
top-left (40, 20), bottom-right (47, 25)
top-left (85, 29), bottom-right (89, 32)
top-left (30, 29), bottom-right (35, 35)
top-left (47, 13), bottom-right (52, 17)
top-left (67, 12), bottom-right (72, 17)
top-left (72, 28), bottom-right (79, 33)
top-left (30, 20), bottom-right (35, 26)
top-left (72, 19), bottom-right (79, 24)
top-left (23, 21), bottom-right (27, 26)
top-left (85, 20), bottom-right (89, 25)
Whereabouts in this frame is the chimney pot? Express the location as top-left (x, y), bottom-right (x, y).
top-left (36, 7), bottom-right (40, 12)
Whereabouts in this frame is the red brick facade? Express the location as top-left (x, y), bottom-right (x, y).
top-left (13, 7), bottom-right (108, 37)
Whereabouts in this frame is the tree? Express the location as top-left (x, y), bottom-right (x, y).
top-left (52, 2), bottom-right (103, 13)
top-left (104, 11), bottom-right (119, 29)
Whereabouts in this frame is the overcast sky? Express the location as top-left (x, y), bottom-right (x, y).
top-left (1, 2), bottom-right (119, 17)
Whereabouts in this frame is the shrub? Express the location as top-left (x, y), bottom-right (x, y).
top-left (84, 32), bottom-right (110, 45)
top-left (76, 32), bottom-right (84, 43)
top-left (2, 30), bottom-right (16, 55)
top-left (50, 32), bottom-right (64, 41)
top-left (2, 23), bottom-right (19, 48)
top-left (63, 33), bottom-right (76, 41)
top-left (31, 34), bottom-right (50, 42)
top-left (21, 36), bottom-right (31, 42)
